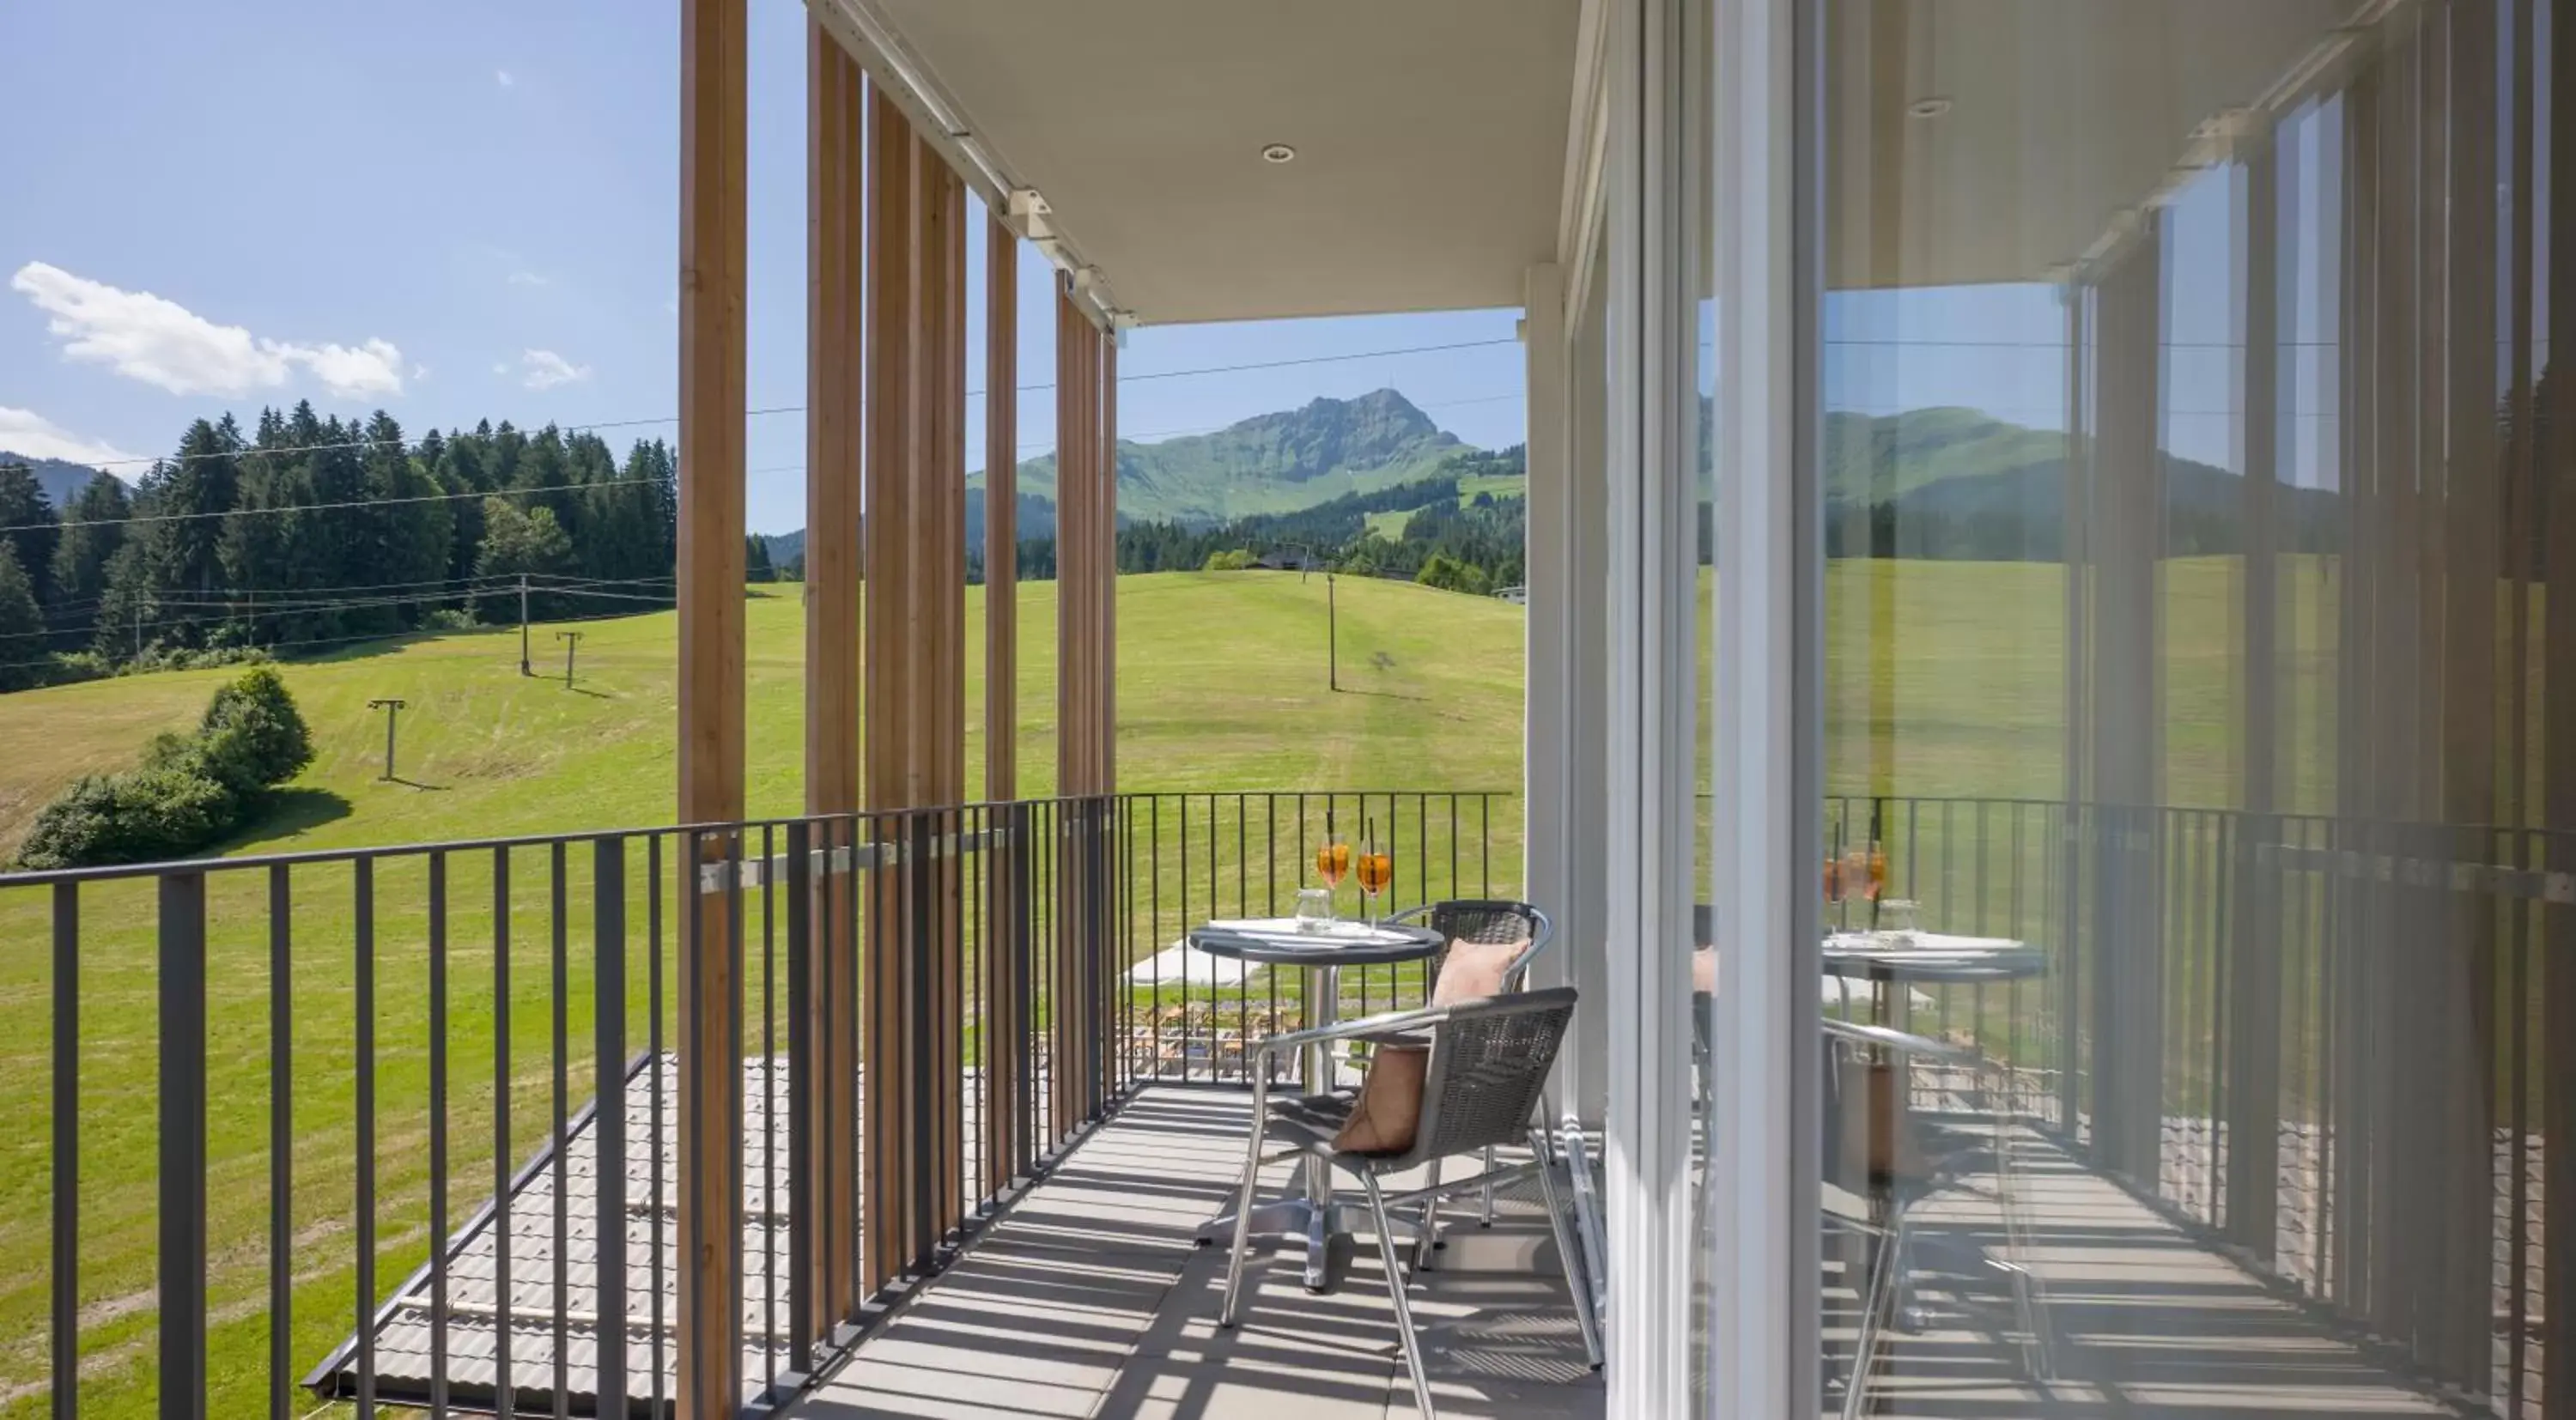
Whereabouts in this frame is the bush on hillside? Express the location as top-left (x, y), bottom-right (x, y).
top-left (194, 666), bottom-right (313, 793)
top-left (13, 667), bottom-right (314, 869)
top-left (16, 766), bottom-right (238, 869)
top-left (1202, 549), bottom-right (1255, 572)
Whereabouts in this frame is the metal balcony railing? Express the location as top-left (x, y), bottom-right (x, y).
top-left (1822, 792), bottom-right (2576, 1418)
top-left (8, 788), bottom-right (1512, 1418)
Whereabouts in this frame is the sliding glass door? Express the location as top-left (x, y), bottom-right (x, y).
top-left (1698, 0), bottom-right (2572, 1414)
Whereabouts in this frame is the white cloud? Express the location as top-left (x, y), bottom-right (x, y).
top-left (507, 270), bottom-right (550, 288)
top-left (515, 349), bottom-right (591, 391)
top-left (294, 338), bottom-right (405, 399)
top-left (0, 407), bottom-right (141, 470)
top-left (9, 261), bottom-right (406, 401)
top-left (495, 69), bottom-right (515, 88)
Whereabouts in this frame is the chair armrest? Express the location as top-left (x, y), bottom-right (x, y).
top-left (1384, 904), bottom-right (1434, 928)
top-left (1252, 1003), bottom-right (1452, 1063)
top-left (1821, 1015), bottom-right (1984, 1071)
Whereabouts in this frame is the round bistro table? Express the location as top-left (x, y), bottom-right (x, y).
top-left (1187, 917), bottom-right (1445, 1291)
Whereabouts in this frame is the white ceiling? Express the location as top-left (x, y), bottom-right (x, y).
top-left (1825, 0), bottom-right (2366, 288)
top-left (863, 0), bottom-right (1583, 326)
top-left (852, 0), bottom-right (2366, 321)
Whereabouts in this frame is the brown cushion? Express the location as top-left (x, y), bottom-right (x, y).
top-left (1333, 1042), bottom-right (1429, 1155)
top-left (1431, 933), bottom-right (1528, 1006)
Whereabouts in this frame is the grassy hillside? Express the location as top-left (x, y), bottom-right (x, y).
top-left (0, 555), bottom-right (2391, 1417)
top-left (0, 574), bottom-right (1523, 861)
top-left (0, 571), bottom-right (1527, 1419)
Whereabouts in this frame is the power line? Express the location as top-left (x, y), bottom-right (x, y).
top-left (17, 336), bottom-right (1526, 476)
top-left (0, 476), bottom-right (659, 538)
top-left (0, 603), bottom-right (680, 679)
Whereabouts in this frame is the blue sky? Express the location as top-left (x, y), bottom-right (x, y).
top-left (0, 0), bottom-right (1529, 533)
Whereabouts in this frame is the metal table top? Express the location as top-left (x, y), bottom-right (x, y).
top-left (1188, 917), bottom-right (1445, 968)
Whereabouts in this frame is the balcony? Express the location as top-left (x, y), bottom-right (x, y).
top-left (10, 787), bottom-right (2549, 1417)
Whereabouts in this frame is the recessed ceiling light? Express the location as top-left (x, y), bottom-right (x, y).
top-left (1907, 97), bottom-right (1952, 119)
top-left (1261, 143), bottom-right (1297, 164)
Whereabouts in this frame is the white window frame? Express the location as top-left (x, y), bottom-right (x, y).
top-left (1704, 0), bottom-right (1822, 1414)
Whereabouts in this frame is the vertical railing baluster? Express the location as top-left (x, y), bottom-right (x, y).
top-left (787, 820), bottom-right (814, 1370)
top-left (760, 823), bottom-right (778, 1391)
top-left (593, 836), bottom-right (629, 1415)
top-left (550, 840), bottom-right (569, 1420)
top-left (1178, 793), bottom-right (1190, 1081)
top-left (353, 857), bottom-right (376, 1419)
top-left (428, 852), bottom-right (451, 1417)
top-left (647, 833), bottom-right (666, 1411)
top-left (159, 868), bottom-right (208, 1420)
top-left (52, 883), bottom-right (77, 1420)
top-left (492, 847), bottom-right (513, 1414)
top-left (264, 867), bottom-right (289, 1420)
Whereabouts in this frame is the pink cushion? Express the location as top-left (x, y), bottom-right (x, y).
top-left (1431, 933), bottom-right (1528, 1006)
top-left (1692, 946), bottom-right (1718, 994)
top-left (1333, 1042), bottom-right (1429, 1154)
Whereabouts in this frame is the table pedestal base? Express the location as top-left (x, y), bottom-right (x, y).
top-left (1195, 1196), bottom-right (1375, 1292)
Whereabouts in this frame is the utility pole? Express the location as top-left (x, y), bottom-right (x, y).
top-left (556, 629), bottom-right (583, 688)
top-left (518, 573), bottom-right (532, 676)
top-left (1327, 569), bottom-right (1339, 692)
top-left (367, 699), bottom-right (408, 781)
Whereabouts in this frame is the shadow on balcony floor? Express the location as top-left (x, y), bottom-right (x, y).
top-left (786, 1086), bottom-right (1604, 1420)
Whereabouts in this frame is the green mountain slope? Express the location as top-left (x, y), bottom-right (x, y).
top-left (981, 387), bottom-right (1466, 525)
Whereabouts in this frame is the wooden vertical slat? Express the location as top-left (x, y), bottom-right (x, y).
top-left (860, 87), bottom-right (916, 1301)
top-left (803, 20), bottom-right (864, 1334)
top-left (983, 212), bottom-right (1022, 1196)
top-left (925, 161), bottom-right (968, 1241)
top-left (2436, 2), bottom-right (2500, 1387)
top-left (677, 0), bottom-right (747, 1411)
top-left (2539, 0), bottom-right (2576, 1407)
top-left (1100, 332), bottom-right (1118, 795)
top-left (1053, 282), bottom-right (1090, 1137)
top-left (2224, 132), bottom-right (2283, 1261)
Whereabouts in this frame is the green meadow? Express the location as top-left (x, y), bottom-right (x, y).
top-left (0, 554), bottom-right (2450, 1416)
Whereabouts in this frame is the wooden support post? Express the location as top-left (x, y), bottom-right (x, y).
top-left (2435, 2), bottom-right (2500, 1386)
top-left (2222, 130), bottom-right (2283, 1264)
top-left (1053, 283), bottom-right (1092, 1138)
top-left (677, 0), bottom-right (747, 1412)
top-left (1100, 333), bottom-right (1118, 795)
top-left (2540, 0), bottom-right (2576, 1406)
top-left (2087, 232), bottom-right (2164, 1189)
top-left (803, 19), bottom-right (863, 1333)
top-left (860, 87), bottom-right (917, 1302)
top-left (983, 212), bottom-right (1022, 1197)
top-left (923, 157), bottom-right (969, 1246)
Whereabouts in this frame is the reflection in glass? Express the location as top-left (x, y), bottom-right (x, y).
top-left (1806, 2), bottom-right (2562, 1416)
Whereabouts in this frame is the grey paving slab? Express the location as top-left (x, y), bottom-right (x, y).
top-left (786, 1087), bottom-right (1603, 1420)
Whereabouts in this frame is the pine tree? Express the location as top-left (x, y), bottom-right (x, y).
top-left (745, 534), bottom-right (775, 583)
top-left (0, 543), bottom-right (47, 689)
top-left (0, 463), bottom-right (62, 610)
top-left (51, 473), bottom-right (131, 643)
top-left (133, 420), bottom-right (242, 646)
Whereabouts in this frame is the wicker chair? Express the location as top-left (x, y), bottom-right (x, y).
top-left (1217, 986), bottom-right (1589, 1420)
top-left (1382, 900), bottom-right (1554, 1244)
top-left (1386, 898), bottom-right (1555, 992)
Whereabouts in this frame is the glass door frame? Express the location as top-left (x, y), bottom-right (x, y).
top-left (1698, 0), bottom-right (1823, 1413)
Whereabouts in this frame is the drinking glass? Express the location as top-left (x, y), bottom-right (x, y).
top-left (1294, 887), bottom-right (1334, 933)
top-left (1315, 838), bottom-right (1351, 895)
top-left (1357, 847), bottom-right (1393, 925)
